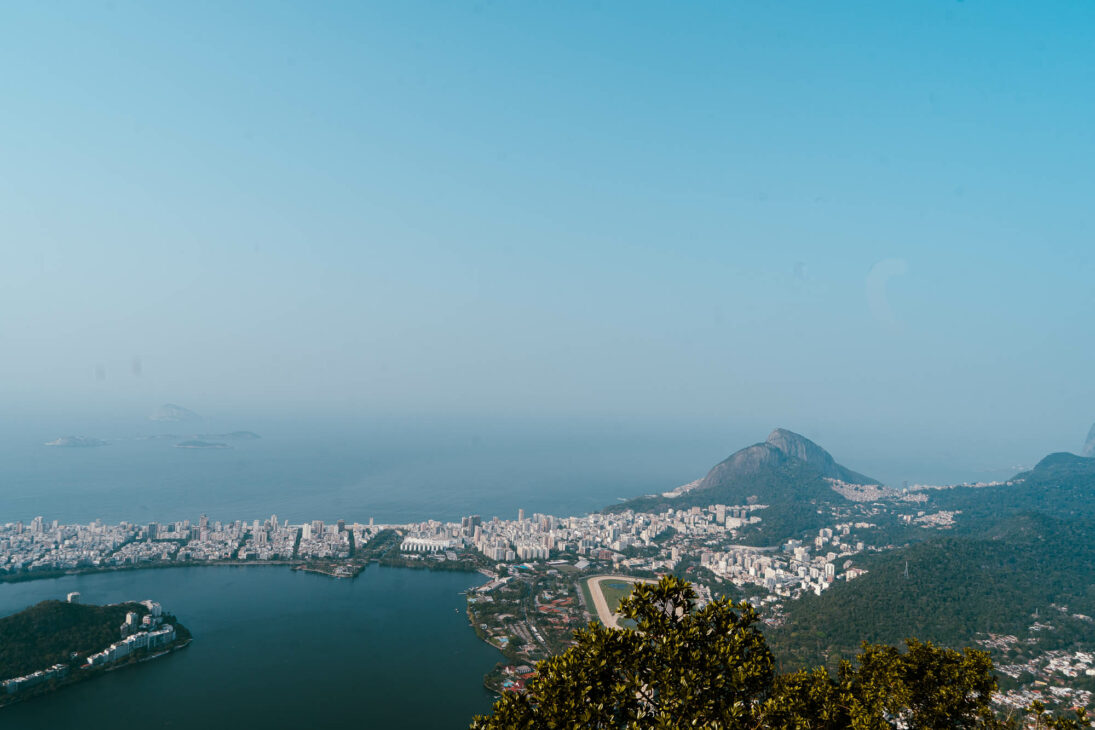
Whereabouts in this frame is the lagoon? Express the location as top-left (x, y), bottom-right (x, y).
top-left (0, 565), bottom-right (501, 729)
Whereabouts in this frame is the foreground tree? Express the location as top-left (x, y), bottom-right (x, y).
top-left (470, 576), bottom-right (1073, 729)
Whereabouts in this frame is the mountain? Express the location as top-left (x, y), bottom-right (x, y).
top-left (1084, 422), bottom-right (1095, 458)
top-left (150, 404), bottom-right (200, 423)
top-left (609, 429), bottom-right (880, 543)
top-left (931, 451), bottom-right (1095, 526)
top-left (1015, 451), bottom-right (1095, 482)
top-left (701, 428), bottom-right (880, 490)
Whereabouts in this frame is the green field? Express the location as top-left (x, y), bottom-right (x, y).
top-left (598, 579), bottom-right (640, 629)
top-left (599, 580), bottom-right (637, 614)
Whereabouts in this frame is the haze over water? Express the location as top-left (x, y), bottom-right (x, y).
top-left (0, 412), bottom-right (1024, 528)
top-left (3, 2), bottom-right (1093, 482)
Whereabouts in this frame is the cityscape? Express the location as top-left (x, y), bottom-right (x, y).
top-left (4, 481), bottom-right (1093, 716)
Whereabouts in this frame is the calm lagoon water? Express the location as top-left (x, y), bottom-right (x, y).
top-left (0, 566), bottom-right (501, 729)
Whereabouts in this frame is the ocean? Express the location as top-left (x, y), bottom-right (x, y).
top-left (0, 414), bottom-right (729, 526)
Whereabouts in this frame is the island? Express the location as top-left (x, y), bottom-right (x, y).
top-left (173, 440), bottom-right (231, 450)
top-left (44, 437), bottom-right (107, 448)
top-left (0, 596), bottom-right (190, 707)
top-left (150, 404), bottom-right (200, 422)
top-left (197, 431), bottom-right (261, 440)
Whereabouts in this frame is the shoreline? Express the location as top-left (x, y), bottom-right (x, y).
top-left (0, 558), bottom-right (523, 700)
top-left (0, 561), bottom-right (502, 658)
top-left (0, 560), bottom-right (313, 585)
top-left (0, 636), bottom-right (192, 710)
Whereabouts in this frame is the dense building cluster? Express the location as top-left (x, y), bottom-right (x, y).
top-left (3, 498), bottom-right (1091, 716)
top-left (85, 601), bottom-right (176, 667)
top-left (0, 517), bottom-right (132, 572)
top-left (0, 515), bottom-right (377, 571)
top-left (2, 664), bottom-right (69, 695)
top-left (398, 503), bottom-right (869, 601)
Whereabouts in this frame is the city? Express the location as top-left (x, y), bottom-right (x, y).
top-left (3, 488), bottom-right (1091, 716)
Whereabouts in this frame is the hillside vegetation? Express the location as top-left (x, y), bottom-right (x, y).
top-left (1, 600), bottom-right (148, 678)
top-left (773, 513), bottom-right (1095, 667)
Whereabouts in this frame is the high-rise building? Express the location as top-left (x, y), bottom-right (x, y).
top-left (517, 509), bottom-right (525, 522)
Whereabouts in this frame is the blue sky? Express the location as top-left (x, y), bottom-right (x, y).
top-left (2, 1), bottom-right (1093, 472)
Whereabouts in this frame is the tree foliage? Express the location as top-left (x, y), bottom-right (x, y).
top-left (0, 600), bottom-right (144, 678)
top-left (471, 576), bottom-right (1083, 729)
top-left (773, 514), bottom-right (1095, 668)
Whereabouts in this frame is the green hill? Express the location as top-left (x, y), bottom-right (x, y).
top-left (932, 452), bottom-right (1095, 529)
top-left (0, 600), bottom-right (187, 679)
top-left (771, 513), bottom-right (1095, 668)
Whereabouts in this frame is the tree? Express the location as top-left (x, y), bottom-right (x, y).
top-left (470, 576), bottom-right (1034, 729)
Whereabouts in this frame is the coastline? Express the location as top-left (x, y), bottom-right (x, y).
top-left (0, 560), bottom-right (304, 585)
top-left (0, 633), bottom-right (192, 710)
top-left (0, 561), bottom-right (504, 690)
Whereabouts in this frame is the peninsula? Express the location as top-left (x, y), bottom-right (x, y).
top-left (0, 596), bottom-right (190, 707)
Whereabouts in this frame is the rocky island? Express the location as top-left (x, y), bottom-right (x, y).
top-left (150, 404), bottom-right (201, 423)
top-left (44, 437), bottom-right (107, 448)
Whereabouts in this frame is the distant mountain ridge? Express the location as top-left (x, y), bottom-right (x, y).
top-left (1015, 451), bottom-right (1095, 480)
top-left (1083, 422), bottom-right (1095, 458)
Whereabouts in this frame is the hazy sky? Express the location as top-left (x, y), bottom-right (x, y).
top-left (2, 2), bottom-right (1093, 470)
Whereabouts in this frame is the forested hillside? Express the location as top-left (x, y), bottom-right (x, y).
top-left (771, 514), bottom-right (1095, 668)
top-left (0, 600), bottom-right (147, 678)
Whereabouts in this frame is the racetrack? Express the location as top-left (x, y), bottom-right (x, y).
top-left (585, 574), bottom-right (656, 629)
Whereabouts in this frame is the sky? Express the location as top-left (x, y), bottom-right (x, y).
top-left (1, 1), bottom-right (1094, 477)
